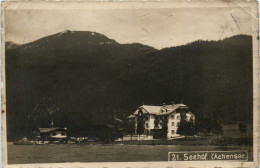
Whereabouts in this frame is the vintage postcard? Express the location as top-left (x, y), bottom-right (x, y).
top-left (1, 1), bottom-right (259, 168)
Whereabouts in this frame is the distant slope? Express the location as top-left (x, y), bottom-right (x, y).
top-left (5, 31), bottom-right (252, 140)
top-left (5, 41), bottom-right (20, 50)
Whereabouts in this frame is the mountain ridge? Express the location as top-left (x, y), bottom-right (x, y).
top-left (5, 31), bottom-right (253, 140)
top-left (6, 31), bottom-right (250, 51)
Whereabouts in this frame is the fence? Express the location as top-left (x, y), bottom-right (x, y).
top-left (123, 135), bottom-right (153, 141)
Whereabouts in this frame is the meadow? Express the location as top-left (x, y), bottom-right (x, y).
top-left (8, 142), bottom-right (253, 164)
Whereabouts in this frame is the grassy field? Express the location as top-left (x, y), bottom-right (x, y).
top-left (7, 124), bottom-right (253, 164)
top-left (8, 142), bottom-right (253, 164)
top-left (222, 124), bottom-right (253, 138)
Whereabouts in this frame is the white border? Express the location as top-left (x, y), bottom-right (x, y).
top-left (1, 1), bottom-right (259, 168)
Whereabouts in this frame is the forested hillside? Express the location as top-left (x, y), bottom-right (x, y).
top-left (5, 31), bottom-right (252, 140)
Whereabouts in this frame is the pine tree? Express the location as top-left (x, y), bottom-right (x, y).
top-left (177, 119), bottom-right (196, 139)
top-left (137, 110), bottom-right (144, 135)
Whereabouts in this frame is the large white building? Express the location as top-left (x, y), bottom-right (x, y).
top-left (127, 103), bottom-right (195, 139)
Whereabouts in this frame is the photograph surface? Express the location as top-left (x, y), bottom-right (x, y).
top-left (1, 1), bottom-right (259, 167)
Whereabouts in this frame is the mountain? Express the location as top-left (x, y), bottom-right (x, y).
top-left (5, 41), bottom-right (20, 50)
top-left (5, 31), bottom-right (252, 140)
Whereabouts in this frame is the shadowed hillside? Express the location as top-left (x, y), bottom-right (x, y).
top-left (5, 31), bottom-right (252, 140)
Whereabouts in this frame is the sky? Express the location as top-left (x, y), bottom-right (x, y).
top-left (5, 7), bottom-right (251, 49)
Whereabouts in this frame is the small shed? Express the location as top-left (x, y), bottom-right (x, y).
top-left (38, 127), bottom-right (68, 143)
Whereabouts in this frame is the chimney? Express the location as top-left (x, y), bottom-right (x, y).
top-left (163, 103), bottom-right (166, 107)
top-left (172, 102), bottom-right (175, 106)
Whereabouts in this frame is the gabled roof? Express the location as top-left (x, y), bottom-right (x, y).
top-left (133, 104), bottom-right (189, 116)
top-left (38, 127), bottom-right (67, 133)
top-left (127, 114), bottom-right (135, 118)
top-left (133, 105), bottom-right (161, 115)
top-left (142, 105), bottom-right (162, 114)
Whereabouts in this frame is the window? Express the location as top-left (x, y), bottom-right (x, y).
top-left (172, 130), bottom-right (175, 134)
top-left (172, 122), bottom-right (175, 126)
top-left (177, 116), bottom-right (180, 120)
top-left (171, 115), bottom-right (175, 119)
top-left (177, 122), bottom-right (180, 126)
top-left (145, 123), bottom-right (149, 128)
top-left (138, 110), bottom-right (143, 116)
top-left (146, 117), bottom-right (149, 120)
top-left (61, 133), bottom-right (65, 136)
top-left (52, 132), bottom-right (56, 136)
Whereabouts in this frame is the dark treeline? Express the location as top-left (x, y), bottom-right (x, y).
top-left (5, 31), bottom-right (253, 140)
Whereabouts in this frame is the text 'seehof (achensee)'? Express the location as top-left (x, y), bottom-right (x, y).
top-left (168, 151), bottom-right (248, 161)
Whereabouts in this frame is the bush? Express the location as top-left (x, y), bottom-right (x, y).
top-left (177, 120), bottom-right (196, 138)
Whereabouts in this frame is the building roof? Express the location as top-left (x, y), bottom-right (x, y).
top-left (142, 105), bottom-right (162, 114)
top-left (133, 104), bottom-right (189, 116)
top-left (127, 114), bottom-right (135, 118)
top-left (38, 127), bottom-right (67, 133)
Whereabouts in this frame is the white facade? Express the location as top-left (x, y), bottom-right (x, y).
top-left (167, 112), bottom-right (180, 138)
top-left (166, 112), bottom-right (194, 138)
top-left (50, 130), bottom-right (67, 139)
top-left (144, 114), bottom-right (155, 130)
